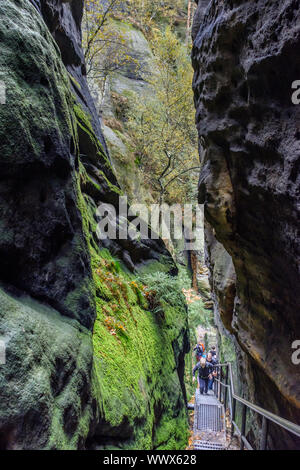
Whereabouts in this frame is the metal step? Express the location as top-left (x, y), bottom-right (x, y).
top-left (194, 403), bottom-right (224, 432)
top-left (193, 440), bottom-right (225, 450)
top-left (192, 389), bottom-right (226, 450)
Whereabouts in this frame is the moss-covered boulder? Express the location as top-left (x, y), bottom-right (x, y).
top-left (0, 286), bottom-right (94, 450)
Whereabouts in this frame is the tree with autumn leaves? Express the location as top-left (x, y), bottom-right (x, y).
top-left (126, 0), bottom-right (183, 32)
top-left (83, 0), bottom-right (139, 95)
top-left (83, 1), bottom-right (199, 205)
top-left (83, 0), bottom-right (184, 86)
top-left (127, 27), bottom-right (200, 205)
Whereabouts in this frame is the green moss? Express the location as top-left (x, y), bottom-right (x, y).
top-left (74, 103), bottom-right (94, 135)
top-left (88, 248), bottom-right (188, 449)
top-left (0, 0), bottom-right (189, 452)
top-left (218, 334), bottom-right (236, 364)
top-left (3, 0), bottom-right (189, 448)
top-left (69, 73), bottom-right (81, 90)
top-left (0, 285), bottom-right (94, 450)
top-left (74, 105), bottom-right (122, 197)
top-left (0, 1), bottom-right (76, 163)
top-left (137, 258), bottom-right (175, 276)
top-left (74, 104), bottom-right (110, 165)
top-left (74, 154), bottom-right (188, 449)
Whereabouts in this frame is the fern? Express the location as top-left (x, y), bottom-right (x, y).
top-left (138, 271), bottom-right (186, 313)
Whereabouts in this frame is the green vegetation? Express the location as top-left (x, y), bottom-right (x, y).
top-left (83, 1), bottom-right (198, 206)
top-left (70, 49), bottom-right (190, 448)
top-left (74, 103), bottom-right (112, 169)
top-left (165, 267), bottom-right (215, 401)
top-left (218, 334), bottom-right (236, 364)
top-left (90, 248), bottom-right (189, 449)
top-left (0, 1), bottom-right (75, 162)
top-left (74, 155), bottom-right (190, 449)
top-left (81, 0), bottom-right (201, 448)
top-left (0, 0), bottom-right (194, 451)
top-left (127, 27), bottom-right (199, 204)
top-left (186, 299), bottom-right (214, 400)
top-left (138, 271), bottom-right (187, 316)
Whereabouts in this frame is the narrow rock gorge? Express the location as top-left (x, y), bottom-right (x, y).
top-left (192, 0), bottom-right (300, 449)
top-left (0, 0), bottom-right (299, 452)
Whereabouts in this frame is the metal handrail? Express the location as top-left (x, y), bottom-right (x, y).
top-left (213, 362), bottom-right (300, 450)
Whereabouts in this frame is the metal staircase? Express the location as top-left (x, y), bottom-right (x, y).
top-left (190, 363), bottom-right (300, 450)
top-left (193, 389), bottom-right (226, 450)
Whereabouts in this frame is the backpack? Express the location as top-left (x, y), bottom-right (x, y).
top-left (195, 343), bottom-right (205, 356)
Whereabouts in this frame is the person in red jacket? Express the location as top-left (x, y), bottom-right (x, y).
top-left (193, 342), bottom-right (205, 362)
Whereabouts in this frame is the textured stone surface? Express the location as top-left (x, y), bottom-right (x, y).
top-left (0, 0), bottom-right (96, 449)
top-left (0, 0), bottom-right (95, 329)
top-left (0, 0), bottom-right (189, 449)
top-left (90, 19), bottom-right (155, 205)
top-left (205, 223), bottom-right (236, 334)
top-left (0, 285), bottom-right (93, 450)
top-left (192, 0), bottom-right (300, 449)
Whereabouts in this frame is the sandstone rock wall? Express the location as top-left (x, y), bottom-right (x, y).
top-left (192, 0), bottom-right (300, 449)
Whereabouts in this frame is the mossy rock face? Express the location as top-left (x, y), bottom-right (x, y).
top-left (109, 20), bottom-right (154, 96)
top-left (0, 0), bottom-right (95, 329)
top-left (0, 285), bottom-right (94, 450)
top-left (87, 250), bottom-right (189, 450)
top-left (0, 0), bottom-right (189, 450)
top-left (0, 0), bottom-right (98, 449)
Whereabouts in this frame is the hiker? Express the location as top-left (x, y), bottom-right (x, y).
top-left (193, 342), bottom-right (205, 362)
top-left (206, 352), bottom-right (218, 391)
top-left (210, 345), bottom-right (217, 358)
top-left (192, 357), bottom-right (214, 395)
top-left (206, 352), bottom-right (217, 365)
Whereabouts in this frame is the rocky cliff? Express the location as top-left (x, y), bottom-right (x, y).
top-left (192, 0), bottom-right (300, 449)
top-left (0, 0), bottom-right (189, 449)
